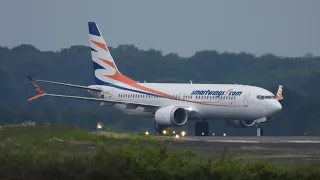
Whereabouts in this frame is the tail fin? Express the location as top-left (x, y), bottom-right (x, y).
top-left (88, 22), bottom-right (135, 85)
top-left (276, 84), bottom-right (283, 101)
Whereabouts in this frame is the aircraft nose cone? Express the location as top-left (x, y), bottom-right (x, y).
top-left (268, 100), bottom-right (282, 114)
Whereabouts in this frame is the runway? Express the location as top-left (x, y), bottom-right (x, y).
top-left (181, 136), bottom-right (320, 145)
top-left (66, 136), bottom-right (320, 164)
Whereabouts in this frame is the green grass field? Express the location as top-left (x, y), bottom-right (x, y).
top-left (0, 124), bottom-right (320, 179)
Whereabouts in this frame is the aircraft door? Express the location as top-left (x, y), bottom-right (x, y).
top-left (102, 88), bottom-right (113, 100)
top-left (243, 91), bottom-right (251, 107)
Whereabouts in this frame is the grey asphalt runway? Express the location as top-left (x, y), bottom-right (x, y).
top-left (179, 136), bottom-right (320, 148)
top-left (162, 136), bottom-right (320, 163)
top-left (183, 136), bottom-right (320, 143)
top-left (66, 136), bottom-right (320, 164)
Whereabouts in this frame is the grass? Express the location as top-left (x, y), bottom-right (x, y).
top-left (1, 124), bottom-right (320, 179)
top-left (0, 123), bottom-right (179, 148)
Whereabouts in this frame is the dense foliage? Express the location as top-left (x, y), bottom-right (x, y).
top-left (0, 125), bottom-right (320, 180)
top-left (1, 44), bottom-right (320, 135)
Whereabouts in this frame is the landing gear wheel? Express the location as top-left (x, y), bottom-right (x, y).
top-left (195, 121), bottom-right (209, 136)
top-left (155, 123), bottom-right (168, 136)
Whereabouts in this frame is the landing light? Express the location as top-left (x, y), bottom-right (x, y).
top-left (145, 131), bottom-right (149, 136)
top-left (201, 132), bottom-right (204, 136)
top-left (96, 122), bottom-right (103, 130)
top-left (173, 131), bottom-right (176, 134)
top-left (223, 133), bottom-right (227, 136)
top-left (175, 134), bottom-right (180, 139)
top-left (212, 133), bottom-right (215, 136)
top-left (162, 130), bottom-right (167, 135)
top-left (181, 131), bottom-right (186, 136)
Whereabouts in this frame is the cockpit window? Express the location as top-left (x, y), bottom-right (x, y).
top-left (257, 95), bottom-right (276, 100)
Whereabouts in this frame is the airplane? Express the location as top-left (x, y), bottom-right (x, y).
top-left (27, 22), bottom-right (283, 136)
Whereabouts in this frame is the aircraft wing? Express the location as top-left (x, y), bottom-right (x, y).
top-left (35, 79), bottom-right (101, 92)
top-left (43, 93), bottom-right (161, 108)
top-left (27, 76), bottom-right (161, 109)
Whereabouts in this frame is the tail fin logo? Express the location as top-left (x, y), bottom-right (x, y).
top-left (276, 85), bottom-right (283, 100)
top-left (88, 22), bottom-right (135, 85)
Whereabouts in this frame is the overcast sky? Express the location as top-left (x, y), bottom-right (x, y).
top-left (1, 0), bottom-right (319, 57)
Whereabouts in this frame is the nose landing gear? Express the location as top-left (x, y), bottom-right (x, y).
top-left (255, 117), bottom-right (268, 136)
top-left (256, 124), bottom-right (264, 136)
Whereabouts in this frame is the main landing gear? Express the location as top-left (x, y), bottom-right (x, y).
top-left (195, 121), bottom-right (209, 136)
top-left (154, 123), bottom-right (168, 135)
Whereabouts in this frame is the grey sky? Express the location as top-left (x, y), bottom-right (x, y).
top-left (1, 0), bottom-right (319, 57)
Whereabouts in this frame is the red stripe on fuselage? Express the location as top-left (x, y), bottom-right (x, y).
top-left (99, 57), bottom-right (245, 108)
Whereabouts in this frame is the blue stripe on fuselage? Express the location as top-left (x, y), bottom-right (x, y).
top-left (91, 62), bottom-right (175, 99)
top-left (94, 77), bottom-right (177, 100)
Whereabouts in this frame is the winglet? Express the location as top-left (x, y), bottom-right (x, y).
top-left (28, 76), bottom-right (45, 101)
top-left (276, 84), bottom-right (283, 101)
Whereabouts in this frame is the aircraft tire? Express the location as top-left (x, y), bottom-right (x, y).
top-left (155, 123), bottom-right (168, 136)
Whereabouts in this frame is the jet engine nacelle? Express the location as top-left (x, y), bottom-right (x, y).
top-left (226, 119), bottom-right (256, 128)
top-left (154, 106), bottom-right (188, 126)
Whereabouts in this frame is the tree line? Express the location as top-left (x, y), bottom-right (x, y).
top-left (0, 44), bottom-right (320, 135)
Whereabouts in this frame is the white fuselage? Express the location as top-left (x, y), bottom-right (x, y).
top-left (88, 83), bottom-right (282, 121)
